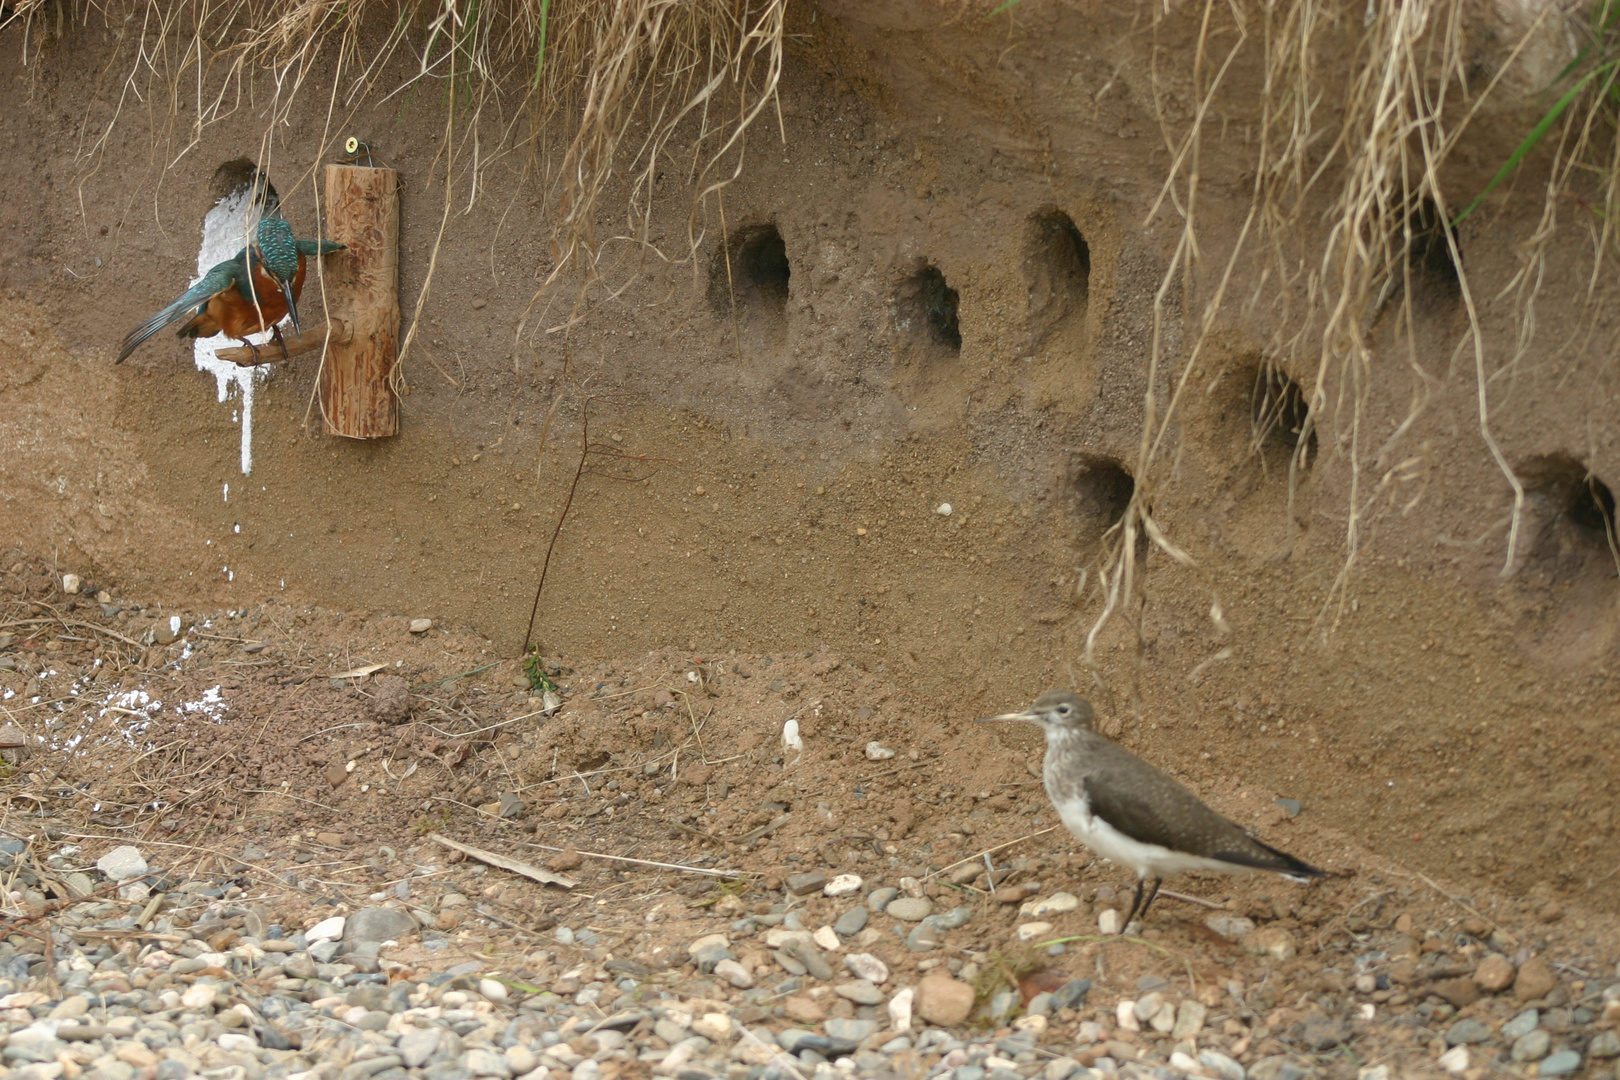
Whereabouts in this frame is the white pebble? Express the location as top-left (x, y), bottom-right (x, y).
top-left (1016, 921), bottom-right (1053, 941)
top-left (936, 503), bottom-right (952, 516)
top-left (1170, 1052), bottom-right (1203, 1076)
top-left (823, 873), bottom-right (863, 898)
top-left (409, 618), bottom-right (432, 633)
top-left (1098, 908), bottom-right (1123, 935)
top-left (812, 925), bottom-right (842, 952)
top-left (845, 953), bottom-right (890, 984)
top-left (1438, 1047), bottom-right (1469, 1074)
top-left (307, 916), bottom-right (346, 941)
top-left (691, 1013), bottom-right (733, 1041)
top-left (1116, 999), bottom-right (1140, 1032)
top-left (181, 983), bottom-right (217, 1010)
top-left (864, 741), bottom-right (896, 760)
top-left (478, 978), bottom-right (509, 1003)
top-left (782, 718), bottom-right (804, 752)
top-left (1014, 1014), bottom-right (1048, 1034)
top-left (61, 574), bottom-right (81, 595)
top-left (1019, 892), bottom-right (1079, 918)
top-left (714, 958), bottom-right (754, 989)
top-left (888, 986), bottom-right (913, 1031)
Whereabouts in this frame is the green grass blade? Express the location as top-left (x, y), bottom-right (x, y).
top-left (986, 0), bottom-right (1028, 16)
top-left (532, 0), bottom-right (552, 89)
top-left (1453, 63), bottom-right (1611, 226)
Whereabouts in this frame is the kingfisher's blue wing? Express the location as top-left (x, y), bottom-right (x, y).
top-left (115, 255), bottom-right (244, 364)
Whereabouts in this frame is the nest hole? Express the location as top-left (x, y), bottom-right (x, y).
top-left (1250, 362), bottom-right (1315, 467)
top-left (895, 263), bottom-right (961, 353)
top-left (1523, 455), bottom-right (1617, 551)
top-left (709, 223), bottom-right (790, 318)
top-left (210, 158), bottom-right (278, 210)
top-left (1073, 456), bottom-right (1134, 529)
top-left (1408, 197), bottom-right (1459, 293)
top-left (1027, 209), bottom-right (1090, 328)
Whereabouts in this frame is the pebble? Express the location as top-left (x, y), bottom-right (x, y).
top-left (1516, 956), bottom-right (1558, 1001)
top-left (1503, 1010), bottom-right (1540, 1039)
top-left (811, 925), bottom-right (841, 951)
top-left (410, 618), bottom-right (432, 633)
top-left (834, 906), bottom-right (869, 936)
top-left (823, 873), bottom-right (862, 898)
top-left (889, 986), bottom-right (914, 1031)
top-left (714, 959), bottom-right (754, 989)
top-left (1445, 1018), bottom-right (1492, 1045)
top-left (1016, 921), bottom-right (1052, 941)
top-left (1242, 926), bottom-right (1298, 962)
top-left (833, 980), bottom-right (884, 1005)
top-left (845, 952), bottom-right (889, 983)
top-left (1474, 953), bottom-right (1516, 992)
top-left (308, 915), bottom-right (347, 941)
top-left (867, 887), bottom-right (899, 913)
top-left (915, 972), bottom-right (976, 1026)
top-left (864, 742), bottom-right (896, 760)
top-left (1019, 892), bottom-right (1079, 918)
top-left (1201, 1050), bottom-right (1246, 1080)
top-left (1512, 1029), bottom-right (1551, 1062)
top-left (785, 871), bottom-right (827, 896)
top-left (886, 897), bottom-right (933, 922)
top-left (1437, 1046), bottom-right (1469, 1074)
top-left (1539, 1051), bottom-right (1582, 1076)
top-left (1592, 1032), bottom-right (1620, 1059)
top-left (1098, 909), bottom-right (1123, 935)
top-left (96, 846), bottom-right (148, 881)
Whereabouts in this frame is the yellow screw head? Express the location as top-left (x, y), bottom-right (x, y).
top-left (345, 136), bottom-right (359, 155)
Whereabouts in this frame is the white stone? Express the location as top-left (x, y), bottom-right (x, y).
top-left (898, 876), bottom-right (925, 898)
top-left (763, 928), bottom-right (810, 949)
top-left (1358, 1066), bottom-right (1391, 1080)
top-left (97, 845), bottom-right (148, 881)
top-left (1204, 915), bottom-right (1256, 941)
top-left (1019, 892), bottom-right (1079, 918)
top-left (823, 874), bottom-right (863, 898)
top-left (1170, 1051), bottom-right (1205, 1076)
top-left (478, 978), bottom-right (509, 1003)
top-left (845, 952), bottom-right (890, 984)
top-left (1116, 1000), bottom-right (1140, 1032)
top-left (888, 986), bottom-right (913, 1031)
top-left (1013, 1015), bottom-right (1048, 1035)
top-left (307, 916), bottom-right (346, 941)
top-left (864, 742), bottom-right (896, 760)
top-left (1438, 1047), bottom-right (1469, 1075)
top-left (812, 925), bottom-right (842, 952)
top-left (217, 1033), bottom-right (258, 1052)
top-left (1017, 921), bottom-right (1053, 941)
top-left (691, 1013), bottom-right (732, 1041)
top-left (1200, 1050), bottom-right (1246, 1080)
top-left (714, 959), bottom-right (754, 989)
top-left (936, 503), bottom-right (952, 516)
top-left (782, 718), bottom-right (803, 752)
top-left (61, 574), bottom-right (81, 595)
top-left (181, 983), bottom-right (217, 1010)
top-left (409, 619), bottom-right (432, 633)
top-left (1098, 909), bottom-right (1124, 935)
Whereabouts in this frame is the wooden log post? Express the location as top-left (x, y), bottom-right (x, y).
top-left (320, 165), bottom-right (400, 438)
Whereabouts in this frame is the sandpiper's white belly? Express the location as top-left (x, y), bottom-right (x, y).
top-left (1052, 795), bottom-right (1251, 879)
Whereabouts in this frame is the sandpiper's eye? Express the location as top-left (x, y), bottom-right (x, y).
top-left (1057, 704), bottom-right (1070, 715)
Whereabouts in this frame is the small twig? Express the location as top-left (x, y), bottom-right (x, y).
top-left (521, 841), bottom-right (747, 879)
top-left (927, 827), bottom-right (1059, 879)
top-left (1160, 889), bottom-right (1226, 910)
top-left (411, 661), bottom-right (502, 690)
top-left (739, 813), bottom-right (791, 845)
top-left (429, 834), bottom-right (577, 889)
top-left (523, 405), bottom-right (590, 655)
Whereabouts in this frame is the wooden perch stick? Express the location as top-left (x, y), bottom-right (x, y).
top-left (214, 320), bottom-right (350, 367)
top-left (321, 164), bottom-right (401, 438)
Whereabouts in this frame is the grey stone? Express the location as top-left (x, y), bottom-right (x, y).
top-left (885, 897), bottom-right (932, 922)
top-left (1026, 992), bottom-right (1053, 1016)
top-left (1503, 1010), bottom-right (1540, 1040)
top-left (1538, 1051), bottom-right (1581, 1077)
top-left (460, 1048), bottom-right (512, 1077)
top-left (343, 1057), bottom-right (405, 1080)
top-left (1200, 1051), bottom-right (1246, 1080)
top-left (346, 907), bottom-right (417, 944)
top-left (833, 980), bottom-right (884, 1006)
top-left (96, 846), bottom-right (148, 882)
top-left (1052, 978), bottom-right (1092, 1010)
top-left (792, 942), bottom-right (835, 982)
top-left (1445, 1018), bottom-right (1493, 1045)
top-left (823, 1018), bottom-right (878, 1043)
top-left (309, 940), bottom-right (342, 963)
top-left (785, 872), bottom-right (827, 897)
top-left (1513, 1030), bottom-right (1552, 1062)
top-left (987, 989), bottom-right (1019, 1021)
top-left (400, 1029), bottom-right (440, 1068)
top-left (834, 907), bottom-right (869, 937)
top-left (867, 887), bottom-right (899, 913)
top-left (1590, 1032), bottom-right (1620, 1059)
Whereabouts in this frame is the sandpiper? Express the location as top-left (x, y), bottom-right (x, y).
top-left (980, 689), bottom-right (1323, 931)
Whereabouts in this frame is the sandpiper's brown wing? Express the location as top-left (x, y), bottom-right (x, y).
top-left (1082, 738), bottom-right (1323, 879)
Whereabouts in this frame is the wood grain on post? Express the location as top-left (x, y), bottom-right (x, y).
top-left (320, 164), bottom-right (399, 438)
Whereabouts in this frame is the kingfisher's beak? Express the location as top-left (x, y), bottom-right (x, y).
top-left (280, 278), bottom-right (302, 338)
top-left (976, 709), bottom-right (1041, 724)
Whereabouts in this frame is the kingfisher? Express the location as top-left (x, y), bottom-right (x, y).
top-left (980, 690), bottom-right (1324, 932)
top-left (116, 213), bottom-right (344, 365)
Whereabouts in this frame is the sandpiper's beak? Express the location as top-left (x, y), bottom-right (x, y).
top-left (976, 709), bottom-right (1041, 724)
top-left (280, 278), bottom-right (302, 337)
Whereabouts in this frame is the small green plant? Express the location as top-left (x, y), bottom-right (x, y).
top-left (1455, 0), bottom-right (1620, 226)
top-left (412, 807), bottom-right (452, 835)
top-left (523, 648), bottom-right (558, 695)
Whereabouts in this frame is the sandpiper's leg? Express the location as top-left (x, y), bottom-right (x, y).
top-left (1120, 877), bottom-right (1147, 932)
top-left (1136, 877), bottom-right (1164, 923)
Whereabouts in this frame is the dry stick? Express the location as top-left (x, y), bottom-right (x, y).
top-left (522, 841), bottom-right (748, 879)
top-left (522, 407), bottom-right (591, 655)
top-left (927, 827), bottom-right (1059, 880)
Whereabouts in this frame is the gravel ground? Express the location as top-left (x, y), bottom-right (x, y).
top-left (2, 847), bottom-right (1618, 1080)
